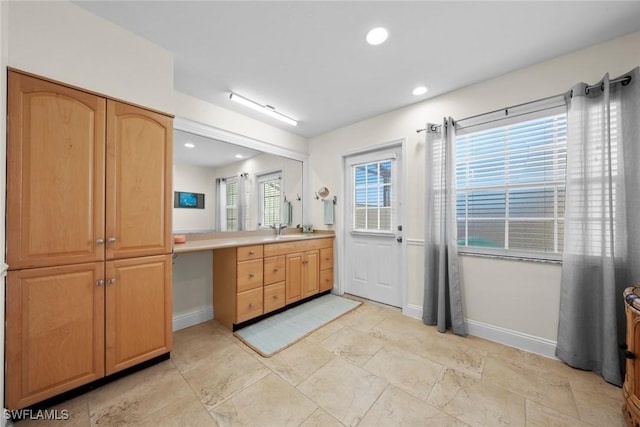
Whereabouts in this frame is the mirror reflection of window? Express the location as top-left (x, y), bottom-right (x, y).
top-left (225, 177), bottom-right (238, 231)
top-left (258, 171), bottom-right (283, 228)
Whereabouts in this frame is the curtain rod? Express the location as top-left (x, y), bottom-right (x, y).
top-left (585, 75), bottom-right (632, 94)
top-left (416, 73), bottom-right (633, 133)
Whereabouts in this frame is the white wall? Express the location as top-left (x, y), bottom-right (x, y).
top-left (1, 0), bottom-right (8, 420)
top-left (308, 31), bottom-right (640, 348)
top-left (7, 1), bottom-right (174, 113)
top-left (173, 163), bottom-right (217, 232)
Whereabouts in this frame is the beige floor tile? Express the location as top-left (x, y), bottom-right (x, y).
top-left (359, 385), bottom-right (467, 426)
top-left (428, 368), bottom-right (526, 426)
top-left (181, 343), bottom-right (271, 410)
top-left (172, 327), bottom-right (240, 374)
top-left (304, 319), bottom-right (345, 343)
top-left (259, 339), bottom-right (333, 386)
top-left (297, 357), bottom-right (388, 426)
top-left (89, 362), bottom-right (195, 425)
top-left (299, 408), bottom-right (344, 427)
top-left (572, 383), bottom-right (624, 426)
top-left (525, 400), bottom-right (589, 427)
top-left (335, 302), bottom-right (391, 332)
top-left (320, 326), bottom-right (384, 366)
top-left (209, 373), bottom-right (317, 426)
top-left (362, 346), bottom-right (443, 401)
top-left (137, 394), bottom-right (215, 427)
top-left (17, 395), bottom-right (89, 427)
top-left (482, 354), bottom-right (579, 418)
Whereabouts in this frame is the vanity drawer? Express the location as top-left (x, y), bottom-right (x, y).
top-left (320, 247), bottom-right (333, 271)
top-left (236, 288), bottom-right (263, 323)
top-left (264, 255), bottom-right (285, 285)
top-left (320, 268), bottom-right (334, 292)
top-left (264, 282), bottom-right (285, 314)
top-left (237, 259), bottom-right (263, 292)
top-left (237, 245), bottom-right (263, 262)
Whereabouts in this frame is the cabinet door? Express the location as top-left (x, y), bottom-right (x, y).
top-left (105, 255), bottom-right (172, 375)
top-left (6, 263), bottom-right (105, 409)
top-left (7, 71), bottom-right (106, 269)
top-left (302, 250), bottom-right (320, 298)
top-left (286, 252), bottom-right (303, 304)
top-left (106, 101), bottom-right (172, 259)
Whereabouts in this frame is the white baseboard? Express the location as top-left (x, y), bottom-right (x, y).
top-left (401, 304), bottom-right (557, 359)
top-left (173, 306), bottom-right (214, 331)
top-left (403, 303), bottom-right (423, 319)
top-left (465, 318), bottom-right (558, 359)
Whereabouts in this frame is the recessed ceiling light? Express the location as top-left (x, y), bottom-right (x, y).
top-left (184, 143), bottom-right (195, 148)
top-left (235, 154), bottom-right (244, 159)
top-left (366, 27), bottom-right (388, 46)
top-left (412, 86), bottom-right (428, 96)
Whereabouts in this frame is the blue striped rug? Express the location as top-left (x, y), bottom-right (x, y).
top-left (234, 294), bottom-right (361, 357)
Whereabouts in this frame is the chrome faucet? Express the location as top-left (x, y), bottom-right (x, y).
top-left (271, 223), bottom-right (287, 236)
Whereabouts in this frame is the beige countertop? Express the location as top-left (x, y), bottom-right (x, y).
top-left (173, 231), bottom-right (335, 254)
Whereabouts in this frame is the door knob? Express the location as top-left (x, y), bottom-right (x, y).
top-left (108, 237), bottom-right (116, 244)
top-left (96, 238), bottom-right (104, 245)
top-left (96, 280), bottom-right (104, 287)
top-left (397, 236), bottom-right (403, 243)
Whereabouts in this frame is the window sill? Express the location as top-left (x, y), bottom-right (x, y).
top-left (458, 249), bottom-right (562, 265)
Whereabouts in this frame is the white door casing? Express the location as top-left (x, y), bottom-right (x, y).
top-left (342, 142), bottom-right (404, 307)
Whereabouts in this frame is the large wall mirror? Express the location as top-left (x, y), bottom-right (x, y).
top-left (173, 118), bottom-right (307, 233)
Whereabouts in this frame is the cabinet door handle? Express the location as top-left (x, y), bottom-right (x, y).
top-left (96, 280), bottom-right (104, 287)
top-left (108, 237), bottom-right (116, 244)
top-left (96, 239), bottom-right (104, 245)
top-left (108, 278), bottom-right (116, 285)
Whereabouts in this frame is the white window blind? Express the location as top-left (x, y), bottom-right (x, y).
top-left (258, 172), bottom-right (282, 227)
top-left (353, 160), bottom-right (393, 231)
top-left (455, 108), bottom-right (567, 259)
top-left (225, 177), bottom-right (239, 231)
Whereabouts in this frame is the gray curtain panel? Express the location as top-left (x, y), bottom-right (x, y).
top-left (557, 67), bottom-right (640, 386)
top-left (423, 118), bottom-right (466, 336)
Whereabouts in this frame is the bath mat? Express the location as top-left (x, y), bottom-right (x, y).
top-left (234, 294), bottom-right (361, 357)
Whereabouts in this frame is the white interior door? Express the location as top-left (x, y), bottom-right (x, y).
top-left (343, 144), bottom-right (403, 307)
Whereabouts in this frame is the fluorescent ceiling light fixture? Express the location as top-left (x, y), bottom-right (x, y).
top-left (412, 86), bottom-right (428, 96)
top-left (235, 154), bottom-right (244, 159)
top-left (366, 27), bottom-right (388, 45)
top-left (184, 143), bottom-right (195, 148)
top-left (229, 93), bottom-right (297, 126)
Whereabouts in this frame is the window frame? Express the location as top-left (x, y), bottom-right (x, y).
top-left (257, 171), bottom-right (284, 228)
top-left (454, 97), bottom-right (567, 262)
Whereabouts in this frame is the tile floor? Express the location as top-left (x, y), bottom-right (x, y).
top-left (17, 300), bottom-right (624, 426)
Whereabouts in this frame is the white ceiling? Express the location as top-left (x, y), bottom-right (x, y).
top-left (75, 1), bottom-right (640, 138)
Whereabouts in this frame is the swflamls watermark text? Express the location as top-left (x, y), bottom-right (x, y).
top-left (3, 409), bottom-right (70, 420)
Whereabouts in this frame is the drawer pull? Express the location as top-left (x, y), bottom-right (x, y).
top-left (626, 350), bottom-right (636, 360)
top-left (273, 295), bottom-right (279, 300)
top-left (273, 268), bottom-right (279, 272)
top-left (249, 250), bottom-right (255, 255)
top-left (249, 303), bottom-right (255, 309)
top-left (249, 273), bottom-right (255, 278)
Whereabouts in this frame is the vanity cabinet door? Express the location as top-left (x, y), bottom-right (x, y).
top-left (286, 252), bottom-right (303, 304)
top-left (301, 250), bottom-right (319, 299)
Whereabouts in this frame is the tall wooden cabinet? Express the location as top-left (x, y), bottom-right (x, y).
top-left (5, 70), bottom-right (173, 410)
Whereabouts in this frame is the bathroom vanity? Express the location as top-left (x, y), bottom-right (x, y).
top-left (174, 232), bottom-right (334, 330)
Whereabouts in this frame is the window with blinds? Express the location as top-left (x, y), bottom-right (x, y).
top-left (455, 112), bottom-right (567, 259)
top-left (225, 178), bottom-right (239, 231)
top-left (353, 160), bottom-right (393, 231)
top-left (258, 172), bottom-right (282, 227)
